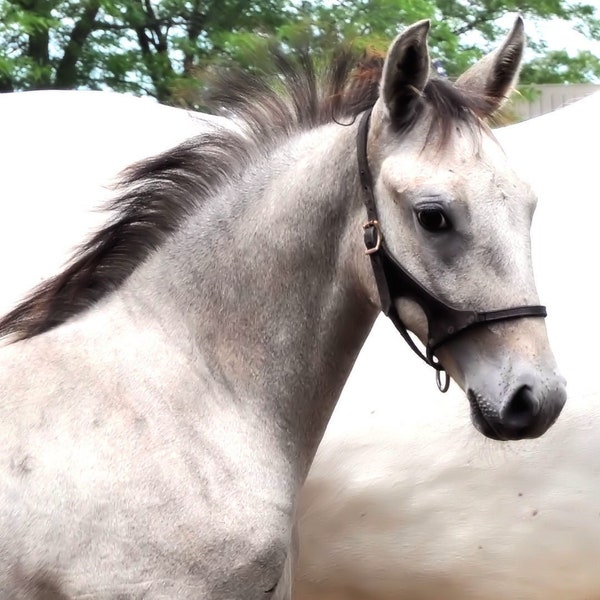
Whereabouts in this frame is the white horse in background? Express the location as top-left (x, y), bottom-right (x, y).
top-left (1, 72), bottom-right (596, 600)
top-left (295, 93), bottom-right (600, 600)
top-left (0, 90), bottom-right (226, 317)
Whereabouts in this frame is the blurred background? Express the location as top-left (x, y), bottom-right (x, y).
top-left (1, 0), bottom-right (599, 121)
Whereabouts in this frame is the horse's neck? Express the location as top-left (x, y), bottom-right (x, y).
top-left (119, 123), bottom-right (377, 480)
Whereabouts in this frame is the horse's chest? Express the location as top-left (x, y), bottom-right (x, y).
top-left (2, 465), bottom-right (291, 598)
top-left (1, 409), bottom-right (293, 598)
top-left (0, 338), bottom-right (295, 597)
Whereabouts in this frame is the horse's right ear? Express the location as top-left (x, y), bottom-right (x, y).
top-left (379, 20), bottom-right (431, 125)
top-left (455, 17), bottom-right (525, 115)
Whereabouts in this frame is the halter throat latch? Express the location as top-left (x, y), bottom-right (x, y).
top-left (356, 107), bottom-right (547, 392)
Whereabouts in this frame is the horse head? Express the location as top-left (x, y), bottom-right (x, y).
top-left (360, 18), bottom-right (566, 440)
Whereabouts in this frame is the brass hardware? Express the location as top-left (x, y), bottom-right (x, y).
top-left (363, 220), bottom-right (381, 255)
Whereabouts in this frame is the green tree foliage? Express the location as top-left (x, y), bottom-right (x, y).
top-left (1, 0), bottom-right (599, 105)
top-left (521, 49), bottom-right (600, 83)
top-left (0, 0), bottom-right (294, 100)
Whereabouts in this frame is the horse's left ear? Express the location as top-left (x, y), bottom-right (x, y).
top-left (379, 20), bottom-right (431, 125)
top-left (455, 17), bottom-right (525, 116)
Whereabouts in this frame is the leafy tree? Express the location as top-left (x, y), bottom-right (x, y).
top-left (520, 49), bottom-right (600, 83)
top-left (0, 0), bottom-right (294, 100)
top-left (278, 0), bottom-right (600, 79)
top-left (1, 0), bottom-right (599, 105)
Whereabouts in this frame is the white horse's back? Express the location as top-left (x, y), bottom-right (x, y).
top-left (295, 93), bottom-right (600, 600)
top-left (299, 393), bottom-right (600, 599)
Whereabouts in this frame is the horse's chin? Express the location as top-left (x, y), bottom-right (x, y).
top-left (467, 391), bottom-right (506, 440)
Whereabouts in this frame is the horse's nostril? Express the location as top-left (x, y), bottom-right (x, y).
top-left (501, 385), bottom-right (540, 430)
top-left (469, 380), bottom-right (565, 441)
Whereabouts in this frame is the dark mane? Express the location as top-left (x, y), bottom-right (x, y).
top-left (0, 46), bottom-right (490, 342)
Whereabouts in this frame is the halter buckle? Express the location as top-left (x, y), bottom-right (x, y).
top-left (363, 220), bottom-right (381, 255)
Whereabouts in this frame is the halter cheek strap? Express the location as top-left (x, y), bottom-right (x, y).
top-left (356, 107), bottom-right (547, 392)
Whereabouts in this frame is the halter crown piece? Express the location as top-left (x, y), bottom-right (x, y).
top-left (356, 107), bottom-right (548, 393)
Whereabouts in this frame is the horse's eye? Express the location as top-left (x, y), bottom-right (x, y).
top-left (416, 208), bottom-right (451, 232)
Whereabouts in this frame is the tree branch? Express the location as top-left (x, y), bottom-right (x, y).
top-left (16, 0), bottom-right (54, 87)
top-left (183, 0), bottom-right (206, 75)
top-left (133, 0), bottom-right (175, 102)
top-left (452, 13), bottom-right (500, 37)
top-left (55, 0), bottom-right (101, 88)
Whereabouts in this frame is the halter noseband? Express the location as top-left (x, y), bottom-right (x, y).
top-left (356, 107), bottom-right (547, 392)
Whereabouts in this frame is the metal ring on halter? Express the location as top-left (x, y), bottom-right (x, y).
top-left (363, 220), bottom-right (381, 255)
top-left (436, 368), bottom-right (450, 393)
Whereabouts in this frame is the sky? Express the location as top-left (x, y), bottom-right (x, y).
top-left (504, 3), bottom-right (600, 57)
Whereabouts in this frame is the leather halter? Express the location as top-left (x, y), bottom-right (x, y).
top-left (356, 107), bottom-right (547, 392)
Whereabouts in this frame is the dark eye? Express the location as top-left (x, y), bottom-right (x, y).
top-left (416, 208), bottom-right (451, 232)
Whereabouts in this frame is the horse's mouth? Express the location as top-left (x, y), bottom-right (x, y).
top-left (467, 389), bottom-right (506, 441)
